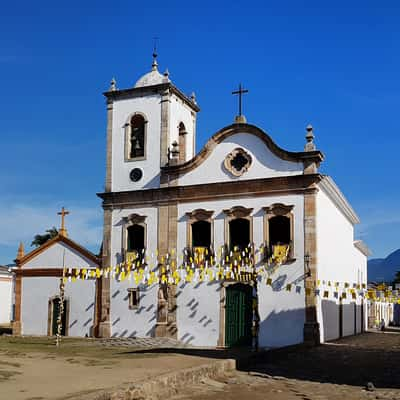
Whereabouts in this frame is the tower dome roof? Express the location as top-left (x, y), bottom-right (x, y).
top-left (134, 53), bottom-right (170, 88)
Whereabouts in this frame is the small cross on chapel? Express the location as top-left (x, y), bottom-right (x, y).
top-left (57, 207), bottom-right (70, 237)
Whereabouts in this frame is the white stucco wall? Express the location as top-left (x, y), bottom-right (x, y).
top-left (111, 92), bottom-right (197, 193)
top-left (316, 188), bottom-right (367, 342)
top-left (21, 277), bottom-right (96, 336)
top-left (110, 207), bottom-right (159, 337)
top-left (0, 276), bottom-right (13, 324)
top-left (111, 95), bottom-right (162, 192)
top-left (176, 281), bottom-right (220, 346)
top-left (108, 194), bottom-right (306, 346)
top-left (110, 281), bottom-right (158, 338)
top-left (257, 273), bottom-right (306, 348)
top-left (177, 195), bottom-right (305, 348)
top-left (178, 133), bottom-right (303, 186)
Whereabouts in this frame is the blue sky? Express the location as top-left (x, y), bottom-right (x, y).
top-left (1, 0), bottom-right (399, 264)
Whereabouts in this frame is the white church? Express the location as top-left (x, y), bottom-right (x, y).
top-left (13, 54), bottom-right (369, 347)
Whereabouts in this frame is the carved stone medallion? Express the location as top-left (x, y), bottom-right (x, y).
top-left (224, 148), bottom-right (252, 177)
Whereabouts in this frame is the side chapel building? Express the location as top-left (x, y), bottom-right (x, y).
top-left (13, 54), bottom-right (369, 347)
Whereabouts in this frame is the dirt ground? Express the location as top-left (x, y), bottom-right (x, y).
top-left (0, 336), bottom-right (214, 400)
top-left (2, 332), bottom-right (400, 400)
top-left (170, 331), bottom-right (400, 400)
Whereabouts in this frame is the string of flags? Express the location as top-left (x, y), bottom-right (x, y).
top-left (58, 245), bottom-right (400, 304)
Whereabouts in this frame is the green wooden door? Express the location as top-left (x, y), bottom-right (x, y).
top-left (52, 298), bottom-right (67, 336)
top-left (225, 284), bottom-right (253, 347)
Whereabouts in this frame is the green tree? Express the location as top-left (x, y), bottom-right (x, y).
top-left (394, 271), bottom-right (400, 284)
top-left (31, 227), bottom-right (59, 247)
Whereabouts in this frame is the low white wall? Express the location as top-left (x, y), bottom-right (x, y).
top-left (320, 297), bottom-right (339, 341)
top-left (316, 188), bottom-right (367, 342)
top-left (342, 300), bottom-right (356, 336)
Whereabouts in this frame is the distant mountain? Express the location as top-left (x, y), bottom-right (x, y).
top-left (368, 249), bottom-right (400, 282)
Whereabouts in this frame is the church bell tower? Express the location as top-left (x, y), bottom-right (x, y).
top-left (103, 53), bottom-right (200, 193)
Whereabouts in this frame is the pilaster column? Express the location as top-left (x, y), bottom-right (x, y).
top-left (97, 208), bottom-right (112, 338)
top-left (12, 271), bottom-right (22, 335)
top-left (160, 88), bottom-right (170, 170)
top-left (303, 188), bottom-right (320, 345)
top-left (105, 99), bottom-right (114, 193)
top-left (12, 243), bottom-right (24, 335)
top-left (155, 202), bottom-right (178, 338)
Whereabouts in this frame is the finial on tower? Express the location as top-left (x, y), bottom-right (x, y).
top-left (171, 141), bottom-right (179, 158)
top-left (152, 36), bottom-right (159, 71)
top-left (168, 141), bottom-right (180, 166)
top-left (304, 124), bottom-right (316, 151)
top-left (58, 207), bottom-right (70, 237)
top-left (190, 92), bottom-right (197, 104)
top-left (163, 68), bottom-right (170, 82)
top-left (109, 77), bottom-right (117, 91)
top-left (16, 242), bottom-right (25, 261)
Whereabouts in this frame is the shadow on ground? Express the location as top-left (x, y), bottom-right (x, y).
top-left (121, 332), bottom-right (400, 389)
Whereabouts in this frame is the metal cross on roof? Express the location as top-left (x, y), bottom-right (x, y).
top-left (232, 83), bottom-right (249, 117)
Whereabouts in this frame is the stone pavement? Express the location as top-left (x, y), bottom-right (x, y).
top-left (93, 336), bottom-right (192, 349)
top-left (168, 332), bottom-right (400, 400)
top-left (169, 371), bottom-right (400, 400)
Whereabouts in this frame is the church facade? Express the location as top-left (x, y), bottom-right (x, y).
top-left (11, 55), bottom-right (369, 346)
top-left (95, 55), bottom-right (369, 347)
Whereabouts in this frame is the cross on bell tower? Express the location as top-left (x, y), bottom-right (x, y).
top-left (58, 207), bottom-right (70, 237)
top-left (232, 83), bottom-right (249, 123)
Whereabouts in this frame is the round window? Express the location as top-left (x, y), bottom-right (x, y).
top-left (129, 168), bottom-right (143, 182)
